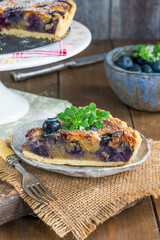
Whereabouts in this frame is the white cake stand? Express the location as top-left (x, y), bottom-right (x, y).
top-left (0, 21), bottom-right (91, 125)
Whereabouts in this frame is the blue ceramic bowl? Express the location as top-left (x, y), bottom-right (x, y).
top-left (104, 45), bottom-right (160, 112)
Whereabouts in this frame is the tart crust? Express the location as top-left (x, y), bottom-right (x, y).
top-left (22, 114), bottom-right (142, 167)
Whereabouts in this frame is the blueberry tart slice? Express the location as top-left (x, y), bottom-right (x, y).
top-left (22, 103), bottom-right (142, 167)
top-left (0, 0), bottom-right (76, 40)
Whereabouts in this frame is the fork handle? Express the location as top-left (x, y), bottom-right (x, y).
top-left (0, 139), bottom-right (28, 175)
top-left (7, 154), bottom-right (28, 175)
top-left (7, 154), bottom-right (21, 166)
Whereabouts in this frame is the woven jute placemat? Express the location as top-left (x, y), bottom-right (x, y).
top-left (0, 139), bottom-right (160, 240)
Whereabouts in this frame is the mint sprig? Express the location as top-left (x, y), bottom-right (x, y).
top-left (133, 42), bottom-right (160, 63)
top-left (57, 103), bottom-right (110, 131)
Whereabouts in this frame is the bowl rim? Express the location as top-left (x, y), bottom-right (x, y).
top-left (105, 45), bottom-right (160, 77)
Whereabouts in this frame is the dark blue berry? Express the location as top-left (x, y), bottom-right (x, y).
top-left (43, 118), bottom-right (61, 134)
top-left (5, 8), bottom-right (24, 23)
top-left (97, 141), bottom-right (133, 163)
top-left (150, 62), bottom-right (160, 73)
top-left (30, 142), bottom-right (48, 157)
top-left (142, 64), bottom-right (153, 73)
top-left (100, 134), bottom-right (112, 146)
top-left (136, 57), bottom-right (147, 65)
top-left (128, 63), bottom-right (142, 73)
top-left (0, 14), bottom-right (10, 30)
top-left (27, 13), bottom-right (42, 32)
top-left (115, 55), bottom-right (133, 70)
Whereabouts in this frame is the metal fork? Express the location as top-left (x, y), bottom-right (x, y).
top-left (6, 154), bottom-right (57, 204)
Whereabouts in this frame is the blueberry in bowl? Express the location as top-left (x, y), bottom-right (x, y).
top-left (104, 44), bottom-right (160, 112)
top-left (114, 55), bottom-right (133, 70)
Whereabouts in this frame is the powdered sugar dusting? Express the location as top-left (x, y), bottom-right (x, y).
top-left (0, 0), bottom-right (72, 17)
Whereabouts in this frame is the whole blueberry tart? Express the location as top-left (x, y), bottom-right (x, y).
top-left (0, 0), bottom-right (76, 40)
top-left (22, 103), bottom-right (142, 166)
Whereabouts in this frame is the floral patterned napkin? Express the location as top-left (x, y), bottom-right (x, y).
top-left (0, 90), bottom-right (71, 140)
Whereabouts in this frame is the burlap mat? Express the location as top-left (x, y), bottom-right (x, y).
top-left (0, 139), bottom-right (160, 240)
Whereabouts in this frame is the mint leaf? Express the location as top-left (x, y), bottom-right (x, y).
top-left (101, 111), bottom-right (110, 119)
top-left (88, 115), bottom-right (96, 125)
top-left (89, 102), bottom-right (96, 110)
top-left (81, 122), bottom-right (90, 128)
top-left (65, 108), bottom-right (74, 118)
top-left (133, 42), bottom-right (160, 63)
top-left (57, 112), bottom-right (65, 120)
top-left (57, 103), bottom-right (110, 131)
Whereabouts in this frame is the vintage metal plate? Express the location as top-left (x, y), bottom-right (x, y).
top-left (11, 120), bottom-right (150, 178)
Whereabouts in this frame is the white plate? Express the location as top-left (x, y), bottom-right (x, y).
top-left (0, 21), bottom-right (91, 71)
top-left (11, 120), bottom-right (150, 178)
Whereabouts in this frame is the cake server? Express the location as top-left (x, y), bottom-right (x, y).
top-left (0, 139), bottom-right (57, 204)
top-left (11, 53), bottom-right (106, 81)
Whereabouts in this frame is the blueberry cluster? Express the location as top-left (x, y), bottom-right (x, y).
top-left (114, 54), bottom-right (160, 73)
top-left (98, 133), bottom-right (133, 162)
top-left (5, 8), bottom-right (24, 23)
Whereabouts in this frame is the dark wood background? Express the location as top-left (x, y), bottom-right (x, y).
top-left (74, 0), bottom-right (160, 40)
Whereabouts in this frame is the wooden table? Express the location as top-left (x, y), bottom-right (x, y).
top-left (0, 40), bottom-right (160, 240)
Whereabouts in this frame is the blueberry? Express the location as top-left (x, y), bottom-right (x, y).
top-left (43, 118), bottom-right (61, 134)
top-left (97, 146), bottom-right (116, 162)
top-left (128, 63), bottom-right (142, 73)
top-left (142, 64), bottom-right (153, 73)
top-left (100, 134), bottom-right (112, 146)
top-left (136, 57), bottom-right (147, 65)
top-left (150, 62), bottom-right (160, 73)
top-left (30, 142), bottom-right (48, 157)
top-left (5, 8), bottom-right (24, 23)
top-left (27, 13), bottom-right (42, 32)
top-left (0, 14), bottom-right (10, 30)
top-left (115, 55), bottom-right (133, 70)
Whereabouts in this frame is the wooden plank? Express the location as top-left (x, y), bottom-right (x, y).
top-left (74, 0), bottom-right (111, 40)
top-left (87, 198), bottom-right (159, 240)
top-left (0, 198), bottom-right (158, 240)
top-left (0, 180), bottom-right (31, 226)
top-left (2, 71), bottom-right (58, 97)
top-left (110, 0), bottom-right (160, 40)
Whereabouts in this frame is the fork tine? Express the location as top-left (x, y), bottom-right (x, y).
top-left (38, 183), bottom-right (57, 200)
top-left (35, 184), bottom-right (54, 202)
top-left (24, 186), bottom-right (45, 204)
top-left (29, 186), bottom-right (49, 203)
